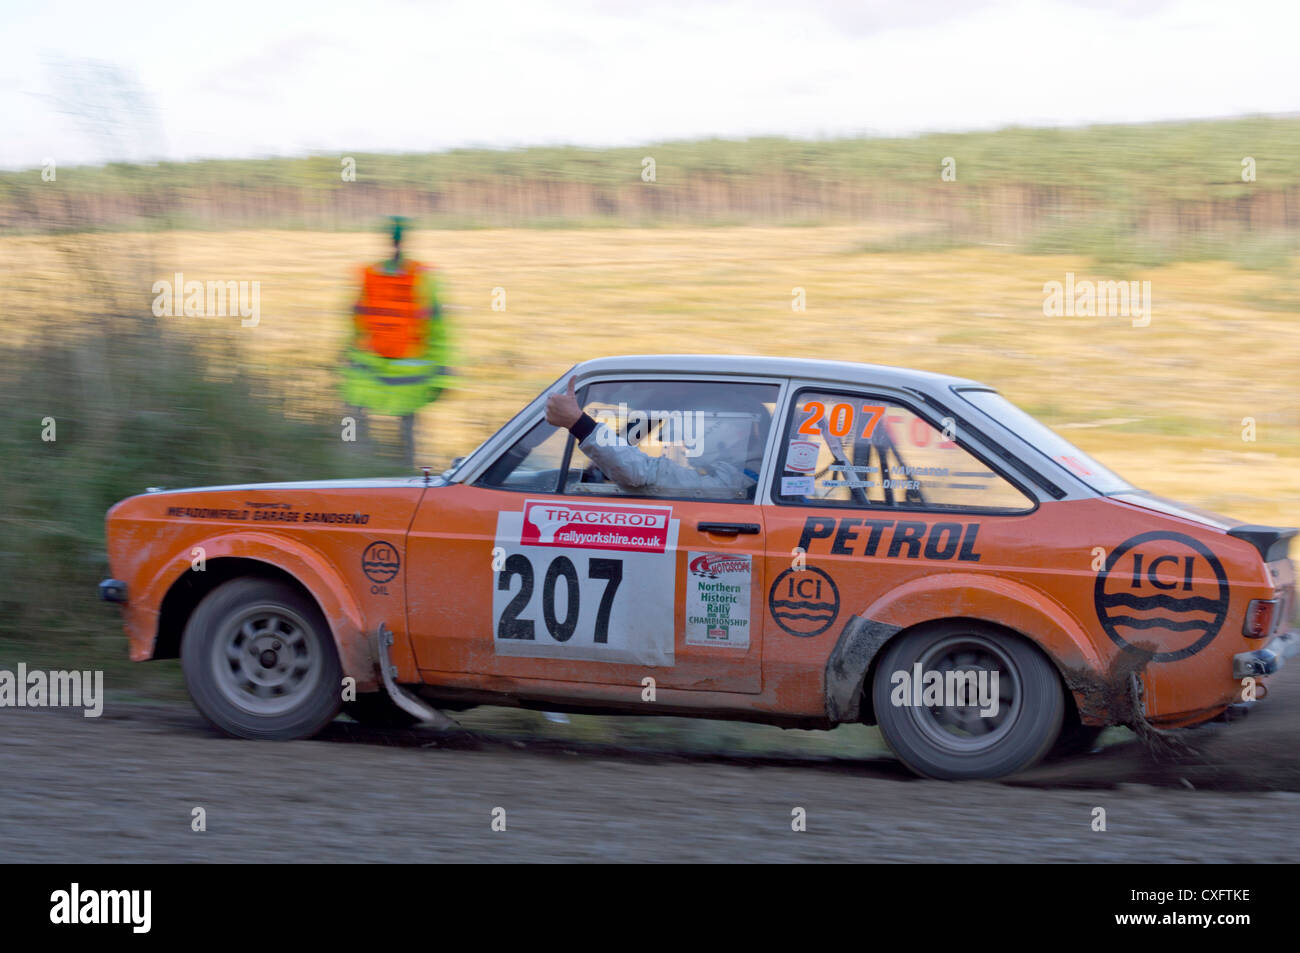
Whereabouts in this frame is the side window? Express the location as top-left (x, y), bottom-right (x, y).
top-left (774, 389), bottom-right (1034, 512)
top-left (477, 378), bottom-right (780, 500)
top-left (476, 419), bottom-right (570, 492)
top-left (565, 379), bottom-right (779, 501)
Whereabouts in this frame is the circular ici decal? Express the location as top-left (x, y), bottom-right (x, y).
top-left (769, 566), bottom-right (840, 637)
top-left (1094, 531), bottom-right (1229, 662)
top-left (361, 541), bottom-right (401, 584)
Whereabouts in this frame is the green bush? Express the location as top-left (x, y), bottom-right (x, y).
top-left (0, 305), bottom-right (409, 670)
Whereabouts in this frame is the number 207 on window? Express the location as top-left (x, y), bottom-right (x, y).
top-left (797, 401), bottom-right (886, 438)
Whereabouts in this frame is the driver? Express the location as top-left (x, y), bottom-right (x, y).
top-left (544, 377), bottom-right (765, 498)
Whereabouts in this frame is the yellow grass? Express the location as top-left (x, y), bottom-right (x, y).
top-left (5, 226), bottom-right (1299, 528)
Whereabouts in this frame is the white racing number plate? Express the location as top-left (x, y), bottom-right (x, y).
top-left (492, 499), bottom-right (679, 666)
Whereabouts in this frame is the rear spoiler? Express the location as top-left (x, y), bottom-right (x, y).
top-left (1227, 525), bottom-right (1298, 562)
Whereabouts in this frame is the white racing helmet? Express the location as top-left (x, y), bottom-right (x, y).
top-left (690, 408), bottom-right (763, 469)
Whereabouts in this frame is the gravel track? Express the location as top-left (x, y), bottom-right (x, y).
top-left (3, 671), bottom-right (1299, 863)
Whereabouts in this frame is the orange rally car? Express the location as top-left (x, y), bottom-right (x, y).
top-left (100, 356), bottom-right (1296, 779)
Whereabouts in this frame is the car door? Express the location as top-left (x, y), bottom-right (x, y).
top-left (759, 382), bottom-right (1040, 696)
top-left (405, 374), bottom-right (784, 694)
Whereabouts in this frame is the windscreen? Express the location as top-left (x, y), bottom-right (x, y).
top-left (957, 389), bottom-right (1136, 495)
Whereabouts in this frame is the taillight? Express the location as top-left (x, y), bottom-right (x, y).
top-left (1243, 599), bottom-right (1278, 639)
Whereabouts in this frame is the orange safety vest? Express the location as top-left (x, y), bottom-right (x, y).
top-left (355, 261), bottom-right (428, 359)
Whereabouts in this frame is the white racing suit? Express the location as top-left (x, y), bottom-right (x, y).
top-left (577, 422), bottom-right (757, 499)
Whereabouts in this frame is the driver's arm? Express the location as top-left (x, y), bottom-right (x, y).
top-left (544, 378), bottom-right (746, 495)
top-left (573, 419), bottom-right (745, 493)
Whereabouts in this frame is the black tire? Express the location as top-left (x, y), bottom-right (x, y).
top-left (871, 621), bottom-right (1065, 780)
top-left (181, 577), bottom-right (342, 740)
top-left (344, 692), bottom-right (419, 729)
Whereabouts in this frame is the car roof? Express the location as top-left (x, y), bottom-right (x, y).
top-left (571, 354), bottom-right (985, 392)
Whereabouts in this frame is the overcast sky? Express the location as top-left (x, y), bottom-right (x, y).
top-left (3, 0), bottom-right (1299, 169)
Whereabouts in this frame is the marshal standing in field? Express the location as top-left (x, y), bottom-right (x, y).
top-left (342, 217), bottom-right (454, 465)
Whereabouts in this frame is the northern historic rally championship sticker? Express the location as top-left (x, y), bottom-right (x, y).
top-left (685, 552), bottom-right (752, 648)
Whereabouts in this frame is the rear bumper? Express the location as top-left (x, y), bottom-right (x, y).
top-left (1231, 633), bottom-right (1293, 679)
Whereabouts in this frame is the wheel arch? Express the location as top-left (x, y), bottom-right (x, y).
top-left (857, 616), bottom-right (1069, 727)
top-left (824, 573), bottom-right (1107, 727)
top-left (142, 534), bottom-right (377, 691)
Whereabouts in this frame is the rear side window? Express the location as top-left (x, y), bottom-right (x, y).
top-left (958, 388), bottom-right (1135, 494)
top-left (773, 389), bottom-right (1034, 513)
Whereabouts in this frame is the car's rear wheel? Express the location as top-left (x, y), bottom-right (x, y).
top-left (871, 621), bottom-right (1064, 780)
top-left (181, 577), bottom-right (342, 740)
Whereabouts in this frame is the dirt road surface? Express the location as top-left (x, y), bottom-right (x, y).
top-left (2, 674), bottom-right (1298, 863)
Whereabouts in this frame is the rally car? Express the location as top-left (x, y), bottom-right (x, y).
top-left (100, 355), bottom-right (1296, 779)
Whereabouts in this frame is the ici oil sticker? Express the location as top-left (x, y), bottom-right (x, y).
top-left (362, 540), bottom-right (401, 594)
top-left (685, 553), bottom-right (751, 648)
top-left (768, 565), bottom-right (840, 637)
top-left (1094, 531), bottom-right (1229, 662)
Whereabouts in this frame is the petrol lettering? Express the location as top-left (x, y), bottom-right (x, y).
top-left (887, 521), bottom-right (926, 559)
top-left (830, 519), bottom-right (862, 555)
top-left (958, 523), bottom-right (982, 562)
top-left (924, 522), bottom-right (961, 560)
top-left (796, 516), bottom-right (984, 561)
top-left (861, 519), bottom-right (893, 556)
top-left (796, 516), bottom-right (838, 553)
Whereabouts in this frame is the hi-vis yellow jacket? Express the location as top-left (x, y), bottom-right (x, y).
top-left (342, 258), bottom-right (452, 416)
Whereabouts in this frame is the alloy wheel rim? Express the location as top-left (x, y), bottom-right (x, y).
top-left (210, 604), bottom-right (323, 716)
top-left (905, 635), bottom-right (1022, 753)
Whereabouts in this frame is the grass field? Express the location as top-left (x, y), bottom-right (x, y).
top-left (6, 225), bottom-right (1295, 526)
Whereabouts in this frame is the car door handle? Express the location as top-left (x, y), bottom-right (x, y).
top-left (697, 522), bottom-right (760, 535)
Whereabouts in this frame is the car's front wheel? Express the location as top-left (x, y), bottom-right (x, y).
top-left (871, 621), bottom-right (1064, 780)
top-left (181, 577), bottom-right (342, 740)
